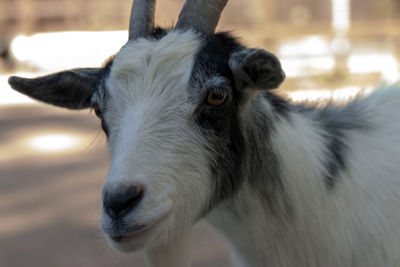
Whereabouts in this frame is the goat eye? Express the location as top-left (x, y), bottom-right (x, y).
top-left (207, 88), bottom-right (227, 107)
top-left (92, 104), bottom-right (103, 119)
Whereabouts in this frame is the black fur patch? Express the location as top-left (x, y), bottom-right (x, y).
top-left (298, 101), bottom-right (370, 188)
top-left (189, 33), bottom-right (246, 212)
top-left (189, 32), bottom-right (292, 215)
top-left (264, 91), bottom-right (291, 119)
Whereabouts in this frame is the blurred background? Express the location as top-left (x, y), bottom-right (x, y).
top-left (0, 0), bottom-right (399, 266)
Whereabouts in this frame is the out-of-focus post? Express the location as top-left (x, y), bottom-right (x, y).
top-left (331, 0), bottom-right (351, 76)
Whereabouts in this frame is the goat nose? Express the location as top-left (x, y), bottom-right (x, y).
top-left (103, 185), bottom-right (144, 219)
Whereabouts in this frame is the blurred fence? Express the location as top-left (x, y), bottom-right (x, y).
top-left (0, 0), bottom-right (132, 34)
top-left (1, 0), bottom-right (399, 37)
top-left (1, 0), bottom-right (399, 91)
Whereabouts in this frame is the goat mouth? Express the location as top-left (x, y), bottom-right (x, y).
top-left (109, 214), bottom-right (169, 243)
top-left (110, 226), bottom-right (152, 243)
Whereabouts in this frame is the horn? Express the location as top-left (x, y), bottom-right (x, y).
top-left (175, 0), bottom-right (228, 33)
top-left (129, 0), bottom-right (156, 40)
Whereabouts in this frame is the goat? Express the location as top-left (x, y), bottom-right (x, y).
top-left (8, 0), bottom-right (400, 266)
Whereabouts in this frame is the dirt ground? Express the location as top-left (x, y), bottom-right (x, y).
top-left (0, 104), bottom-right (235, 267)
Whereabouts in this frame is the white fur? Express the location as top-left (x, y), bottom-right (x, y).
top-left (99, 30), bottom-right (400, 267)
top-left (208, 88), bottom-right (400, 267)
top-left (100, 31), bottom-right (213, 255)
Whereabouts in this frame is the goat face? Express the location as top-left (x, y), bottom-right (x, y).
top-left (98, 31), bottom-right (214, 252)
top-left (8, 29), bottom-right (285, 252)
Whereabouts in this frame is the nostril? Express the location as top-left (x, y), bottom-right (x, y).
top-left (103, 185), bottom-right (144, 219)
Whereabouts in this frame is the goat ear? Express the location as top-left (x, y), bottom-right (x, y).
top-left (8, 68), bottom-right (102, 109)
top-left (229, 48), bottom-right (285, 91)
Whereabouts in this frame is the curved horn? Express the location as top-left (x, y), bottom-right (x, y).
top-left (129, 0), bottom-right (156, 40)
top-left (175, 0), bottom-right (228, 33)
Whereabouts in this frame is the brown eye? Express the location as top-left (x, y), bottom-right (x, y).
top-left (92, 104), bottom-right (103, 119)
top-left (207, 88), bottom-right (227, 107)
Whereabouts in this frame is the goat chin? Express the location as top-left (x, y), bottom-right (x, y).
top-left (145, 232), bottom-right (192, 267)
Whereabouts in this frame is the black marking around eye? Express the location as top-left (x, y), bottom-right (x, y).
top-left (190, 32), bottom-right (293, 218)
top-left (189, 33), bottom-right (247, 213)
